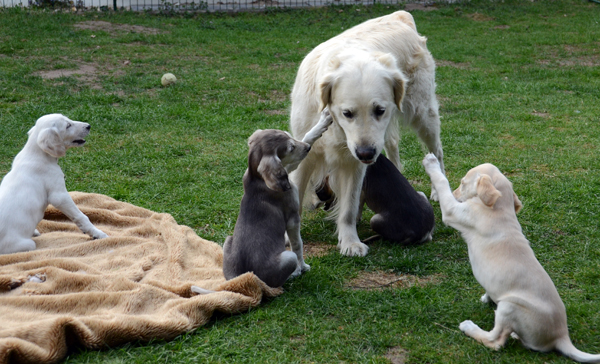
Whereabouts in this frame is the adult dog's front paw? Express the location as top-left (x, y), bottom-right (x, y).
top-left (422, 153), bottom-right (441, 173)
top-left (301, 262), bottom-right (311, 273)
top-left (338, 240), bottom-right (369, 257)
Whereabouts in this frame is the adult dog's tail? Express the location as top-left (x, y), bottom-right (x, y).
top-left (556, 336), bottom-right (600, 363)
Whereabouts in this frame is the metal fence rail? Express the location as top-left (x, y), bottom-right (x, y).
top-left (1, 0), bottom-right (410, 12)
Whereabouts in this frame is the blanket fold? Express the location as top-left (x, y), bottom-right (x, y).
top-left (0, 192), bottom-right (281, 364)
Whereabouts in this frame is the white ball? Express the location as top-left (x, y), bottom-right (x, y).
top-left (161, 73), bottom-right (177, 87)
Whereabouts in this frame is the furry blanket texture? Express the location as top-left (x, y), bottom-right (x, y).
top-left (0, 192), bottom-right (281, 364)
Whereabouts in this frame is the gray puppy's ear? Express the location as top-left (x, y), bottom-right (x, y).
top-left (37, 127), bottom-right (66, 158)
top-left (257, 154), bottom-right (291, 192)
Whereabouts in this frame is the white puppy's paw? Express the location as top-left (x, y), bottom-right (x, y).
top-left (422, 153), bottom-right (441, 173)
top-left (301, 262), bottom-right (311, 273)
top-left (33, 229), bottom-right (41, 237)
top-left (459, 320), bottom-right (479, 334)
top-left (338, 240), bottom-right (369, 257)
top-left (91, 230), bottom-right (108, 240)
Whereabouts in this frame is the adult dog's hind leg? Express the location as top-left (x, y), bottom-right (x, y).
top-left (459, 301), bottom-right (515, 350)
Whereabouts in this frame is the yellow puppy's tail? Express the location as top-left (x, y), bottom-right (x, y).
top-left (555, 336), bottom-right (600, 363)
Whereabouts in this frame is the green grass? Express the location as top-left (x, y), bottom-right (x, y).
top-left (1, 1), bottom-right (600, 362)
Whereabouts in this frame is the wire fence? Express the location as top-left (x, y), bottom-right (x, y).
top-left (0, 0), bottom-right (417, 12)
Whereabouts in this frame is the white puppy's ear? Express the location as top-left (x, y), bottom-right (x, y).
top-left (37, 127), bottom-right (66, 158)
top-left (257, 155), bottom-right (291, 192)
top-left (513, 192), bottom-right (523, 214)
top-left (476, 174), bottom-right (502, 208)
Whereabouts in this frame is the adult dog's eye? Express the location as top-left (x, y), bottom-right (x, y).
top-left (289, 144), bottom-right (295, 152)
top-left (66, 123), bottom-right (72, 129)
top-left (342, 110), bottom-right (353, 119)
top-left (374, 107), bottom-right (385, 117)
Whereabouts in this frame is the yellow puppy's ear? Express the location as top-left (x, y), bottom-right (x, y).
top-left (476, 174), bottom-right (502, 208)
top-left (513, 192), bottom-right (523, 214)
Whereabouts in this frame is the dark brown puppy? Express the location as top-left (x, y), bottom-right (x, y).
top-left (315, 154), bottom-right (434, 244)
top-left (363, 154), bottom-right (434, 244)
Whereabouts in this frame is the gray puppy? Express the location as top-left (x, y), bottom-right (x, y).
top-left (221, 110), bottom-right (332, 288)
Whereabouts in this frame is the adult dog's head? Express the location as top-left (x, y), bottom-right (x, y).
top-left (319, 50), bottom-right (407, 165)
top-left (247, 129), bottom-right (311, 192)
top-left (29, 114), bottom-right (91, 158)
top-left (453, 163), bottom-right (523, 213)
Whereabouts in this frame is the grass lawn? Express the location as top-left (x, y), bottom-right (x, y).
top-left (1, 0), bottom-right (600, 362)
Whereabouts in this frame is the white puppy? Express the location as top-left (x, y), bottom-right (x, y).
top-left (423, 153), bottom-right (600, 363)
top-left (290, 11), bottom-right (444, 257)
top-left (0, 114), bottom-right (108, 255)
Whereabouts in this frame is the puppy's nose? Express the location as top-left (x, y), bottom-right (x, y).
top-left (356, 146), bottom-right (376, 162)
top-left (306, 145), bottom-right (311, 153)
top-left (85, 124), bottom-right (91, 130)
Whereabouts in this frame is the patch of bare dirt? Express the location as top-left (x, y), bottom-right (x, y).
top-left (385, 346), bottom-right (407, 364)
top-left (34, 63), bottom-right (105, 90)
top-left (346, 271), bottom-right (444, 291)
top-left (303, 242), bottom-right (335, 258)
top-left (35, 64), bottom-right (97, 80)
top-left (74, 21), bottom-right (165, 36)
top-left (531, 111), bottom-right (550, 118)
top-left (405, 3), bottom-right (437, 12)
top-left (264, 109), bottom-right (287, 116)
top-left (494, 25), bottom-right (510, 30)
top-left (467, 12), bottom-right (494, 21)
top-left (436, 60), bottom-right (471, 69)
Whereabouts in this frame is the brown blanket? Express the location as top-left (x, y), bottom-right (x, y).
top-left (0, 192), bottom-right (281, 364)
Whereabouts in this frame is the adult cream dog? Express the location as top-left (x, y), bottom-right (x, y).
top-left (0, 114), bottom-right (108, 255)
top-left (422, 153), bottom-right (600, 363)
top-left (289, 11), bottom-right (444, 256)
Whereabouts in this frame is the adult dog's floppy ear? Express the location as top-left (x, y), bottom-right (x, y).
top-left (377, 53), bottom-right (407, 111)
top-left (318, 57), bottom-right (342, 111)
top-left (37, 127), bottom-right (66, 158)
top-left (319, 73), bottom-right (334, 112)
top-left (391, 71), bottom-right (407, 111)
top-left (513, 192), bottom-right (523, 214)
top-left (476, 174), bottom-right (502, 208)
top-left (257, 154), bottom-right (291, 192)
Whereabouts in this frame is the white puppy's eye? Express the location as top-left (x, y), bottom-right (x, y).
top-left (342, 110), bottom-right (353, 119)
top-left (374, 106), bottom-right (385, 117)
top-left (66, 123), bottom-right (72, 129)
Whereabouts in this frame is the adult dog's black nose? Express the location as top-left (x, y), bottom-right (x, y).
top-left (85, 124), bottom-right (91, 130)
top-left (355, 146), bottom-right (376, 162)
